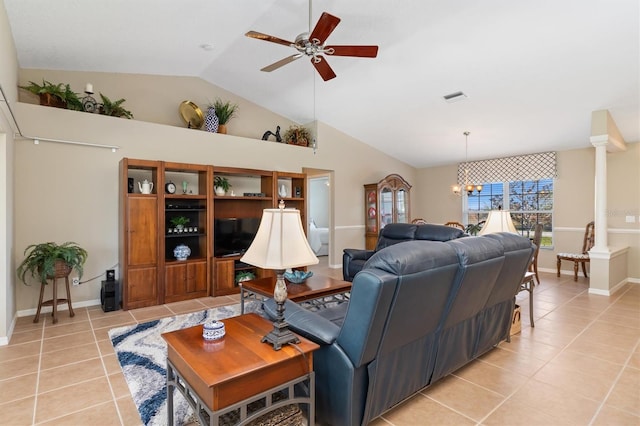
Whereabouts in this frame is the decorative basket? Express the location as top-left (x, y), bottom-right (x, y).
top-left (510, 304), bottom-right (521, 335)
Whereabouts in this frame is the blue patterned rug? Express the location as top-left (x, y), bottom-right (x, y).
top-left (109, 301), bottom-right (263, 426)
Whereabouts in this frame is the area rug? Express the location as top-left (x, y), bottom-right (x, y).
top-left (109, 301), bottom-right (263, 426)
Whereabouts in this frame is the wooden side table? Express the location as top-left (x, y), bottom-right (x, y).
top-left (33, 272), bottom-right (75, 324)
top-left (162, 313), bottom-right (319, 425)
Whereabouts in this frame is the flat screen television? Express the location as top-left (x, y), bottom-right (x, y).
top-left (214, 217), bottom-right (261, 257)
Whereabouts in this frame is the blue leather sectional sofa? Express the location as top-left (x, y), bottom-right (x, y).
top-left (265, 231), bottom-right (533, 425)
top-left (342, 223), bottom-right (466, 282)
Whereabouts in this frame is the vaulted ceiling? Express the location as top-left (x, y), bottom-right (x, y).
top-left (4, 0), bottom-right (639, 168)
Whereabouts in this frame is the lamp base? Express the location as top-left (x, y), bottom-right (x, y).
top-left (261, 319), bottom-right (300, 350)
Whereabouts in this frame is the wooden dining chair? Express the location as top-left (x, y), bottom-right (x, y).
top-left (411, 218), bottom-right (427, 224)
top-left (529, 223), bottom-right (543, 284)
top-left (444, 221), bottom-right (465, 231)
top-left (556, 221), bottom-right (595, 281)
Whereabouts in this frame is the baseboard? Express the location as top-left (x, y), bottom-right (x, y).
top-left (17, 298), bottom-right (101, 318)
top-left (588, 278), bottom-right (629, 296)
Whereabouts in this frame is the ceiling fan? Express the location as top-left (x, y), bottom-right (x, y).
top-left (245, 7), bottom-right (378, 81)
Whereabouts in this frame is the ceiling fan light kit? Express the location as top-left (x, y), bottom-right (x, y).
top-left (246, 11), bottom-right (378, 81)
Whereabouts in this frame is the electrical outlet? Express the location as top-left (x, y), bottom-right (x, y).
top-left (72, 277), bottom-right (80, 286)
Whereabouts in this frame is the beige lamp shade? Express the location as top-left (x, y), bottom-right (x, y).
top-left (241, 207), bottom-right (319, 269)
top-left (478, 210), bottom-right (518, 235)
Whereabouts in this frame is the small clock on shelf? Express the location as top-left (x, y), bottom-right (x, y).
top-left (165, 181), bottom-right (176, 194)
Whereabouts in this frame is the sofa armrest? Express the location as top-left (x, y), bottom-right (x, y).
top-left (343, 248), bottom-right (375, 261)
top-left (263, 299), bottom-right (340, 345)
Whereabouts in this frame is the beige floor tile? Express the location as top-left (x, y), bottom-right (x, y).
top-left (0, 341), bottom-right (41, 362)
top-left (498, 334), bottom-right (562, 362)
top-left (165, 299), bottom-right (208, 314)
top-left (482, 398), bottom-right (558, 425)
top-left (90, 311), bottom-right (136, 330)
top-left (197, 296), bottom-right (238, 308)
top-left (479, 346), bottom-right (548, 377)
top-left (0, 354), bottom-right (40, 380)
top-left (102, 353), bottom-right (123, 375)
top-left (116, 396), bottom-right (143, 425)
top-left (41, 308), bottom-right (89, 326)
top-left (629, 352), bottom-right (640, 370)
top-left (128, 305), bottom-right (173, 322)
top-left (39, 342), bottom-right (100, 370)
top-left (549, 350), bottom-right (625, 378)
top-left (421, 375), bottom-right (505, 421)
top-left (94, 325), bottom-right (125, 342)
top-left (0, 372), bottom-right (37, 403)
top-left (97, 338), bottom-right (116, 356)
top-left (34, 377), bottom-right (113, 423)
top-left (539, 310), bottom-right (594, 328)
top-left (521, 325), bottom-right (581, 349)
top-left (605, 305), bottom-right (640, 320)
top-left (567, 337), bottom-right (632, 365)
top-left (509, 379), bottom-right (600, 424)
top-left (452, 359), bottom-right (528, 396)
top-left (592, 404), bottom-right (640, 426)
top-left (382, 393), bottom-right (475, 425)
top-left (43, 320), bottom-right (92, 339)
top-left (38, 358), bottom-right (105, 393)
top-left (577, 327), bottom-right (639, 352)
top-left (605, 367), bottom-right (640, 416)
top-left (0, 396), bottom-right (35, 425)
top-left (108, 371), bottom-right (132, 399)
top-left (588, 320), bottom-right (640, 339)
top-left (599, 311), bottom-right (640, 329)
top-left (532, 361), bottom-right (618, 401)
top-left (41, 331), bottom-right (95, 353)
top-left (36, 400), bottom-right (122, 426)
top-left (9, 328), bottom-right (45, 345)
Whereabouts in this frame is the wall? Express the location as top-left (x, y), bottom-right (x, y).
top-left (13, 87), bottom-right (415, 312)
top-left (0, 0), bottom-right (18, 343)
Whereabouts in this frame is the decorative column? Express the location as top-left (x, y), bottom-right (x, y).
top-left (590, 136), bottom-right (609, 251)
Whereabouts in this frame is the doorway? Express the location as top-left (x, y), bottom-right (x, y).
top-left (304, 168), bottom-right (333, 265)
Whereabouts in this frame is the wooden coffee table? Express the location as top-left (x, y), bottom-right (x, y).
top-left (240, 274), bottom-right (352, 314)
top-left (162, 313), bottom-right (319, 425)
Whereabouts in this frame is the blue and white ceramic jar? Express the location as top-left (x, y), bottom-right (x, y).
top-left (205, 107), bottom-right (219, 133)
top-left (173, 244), bottom-right (191, 261)
top-left (203, 320), bottom-right (225, 340)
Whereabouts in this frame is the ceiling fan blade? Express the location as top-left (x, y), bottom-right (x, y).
top-left (325, 45), bottom-right (379, 58)
top-left (309, 12), bottom-right (341, 45)
top-left (311, 56), bottom-right (337, 81)
top-left (261, 54), bottom-right (303, 72)
top-left (245, 31), bottom-right (294, 47)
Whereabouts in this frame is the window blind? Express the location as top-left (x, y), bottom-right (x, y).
top-left (457, 151), bottom-right (557, 184)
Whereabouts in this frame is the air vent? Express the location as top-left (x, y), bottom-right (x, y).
top-left (443, 91), bottom-right (468, 103)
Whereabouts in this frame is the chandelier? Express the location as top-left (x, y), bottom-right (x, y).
top-left (452, 131), bottom-right (483, 196)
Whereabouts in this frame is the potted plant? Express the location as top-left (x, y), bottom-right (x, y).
top-left (170, 216), bottom-right (190, 232)
top-left (283, 125), bottom-right (312, 147)
top-left (465, 222), bottom-right (484, 236)
top-left (99, 93), bottom-right (134, 119)
top-left (17, 241), bottom-right (88, 285)
top-left (214, 176), bottom-right (231, 196)
top-left (235, 271), bottom-right (256, 284)
top-left (210, 98), bottom-right (238, 134)
top-left (19, 80), bottom-right (83, 110)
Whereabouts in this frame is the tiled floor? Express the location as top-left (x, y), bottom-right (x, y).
top-left (1, 262), bottom-right (639, 425)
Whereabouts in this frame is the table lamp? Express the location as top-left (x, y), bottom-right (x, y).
top-left (478, 207), bottom-right (518, 235)
top-left (241, 201), bottom-right (319, 350)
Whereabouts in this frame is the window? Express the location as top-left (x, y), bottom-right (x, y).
top-left (465, 178), bottom-right (553, 247)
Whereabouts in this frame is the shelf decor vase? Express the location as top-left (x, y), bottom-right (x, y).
top-left (215, 187), bottom-right (226, 196)
top-left (173, 244), bottom-right (191, 261)
top-left (205, 107), bottom-right (219, 133)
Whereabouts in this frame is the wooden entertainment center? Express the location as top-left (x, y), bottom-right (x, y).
top-left (119, 158), bottom-right (306, 310)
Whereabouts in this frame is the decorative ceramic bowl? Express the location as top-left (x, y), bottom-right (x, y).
top-left (284, 270), bottom-right (313, 284)
top-left (203, 320), bottom-right (225, 341)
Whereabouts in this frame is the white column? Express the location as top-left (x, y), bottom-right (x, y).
top-left (590, 136), bottom-right (609, 252)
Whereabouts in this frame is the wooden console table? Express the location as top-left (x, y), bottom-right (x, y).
top-left (162, 313), bottom-right (319, 425)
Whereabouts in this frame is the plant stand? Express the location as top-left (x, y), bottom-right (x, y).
top-left (33, 262), bottom-right (75, 324)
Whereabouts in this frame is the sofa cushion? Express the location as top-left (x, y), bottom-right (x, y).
top-left (415, 224), bottom-right (466, 241)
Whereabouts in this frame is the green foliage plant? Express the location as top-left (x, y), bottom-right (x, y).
top-left (214, 176), bottom-right (231, 192)
top-left (210, 98), bottom-right (238, 124)
top-left (170, 216), bottom-right (190, 227)
top-left (283, 125), bottom-right (312, 146)
top-left (17, 242), bottom-right (88, 285)
top-left (19, 80), bottom-right (83, 110)
top-left (99, 93), bottom-right (134, 119)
